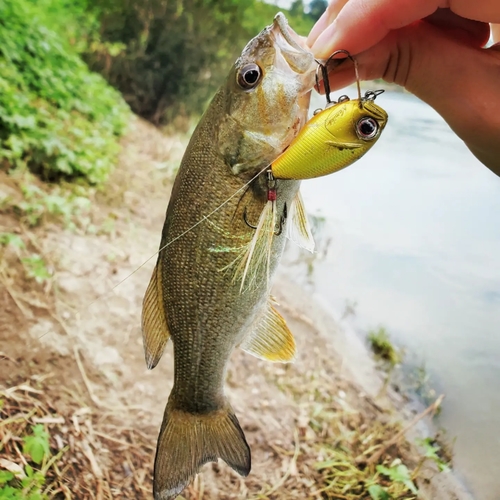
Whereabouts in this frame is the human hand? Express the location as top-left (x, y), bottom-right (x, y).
top-left (307, 0), bottom-right (500, 175)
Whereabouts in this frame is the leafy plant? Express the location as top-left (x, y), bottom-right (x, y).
top-left (0, 466), bottom-right (47, 500)
top-left (0, 0), bottom-right (129, 183)
top-left (0, 232), bottom-right (24, 248)
top-left (82, 0), bottom-right (315, 123)
top-left (0, 425), bottom-right (51, 499)
top-left (417, 437), bottom-right (451, 472)
top-left (368, 484), bottom-right (391, 500)
top-left (22, 425), bottom-right (51, 464)
top-left (7, 174), bottom-right (92, 227)
top-left (377, 461), bottom-right (418, 495)
top-left (0, 472), bottom-right (14, 485)
top-left (312, 409), bottom-right (420, 500)
top-left (21, 255), bottom-right (52, 284)
top-left (368, 327), bottom-right (402, 367)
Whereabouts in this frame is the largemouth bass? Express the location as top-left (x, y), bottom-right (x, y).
top-left (141, 13), bottom-right (316, 500)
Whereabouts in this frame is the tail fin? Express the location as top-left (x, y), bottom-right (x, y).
top-left (153, 401), bottom-right (251, 500)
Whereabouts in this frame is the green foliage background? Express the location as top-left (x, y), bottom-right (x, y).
top-left (81, 0), bottom-right (321, 123)
top-left (0, 0), bottom-right (130, 184)
top-left (0, 0), bottom-right (324, 183)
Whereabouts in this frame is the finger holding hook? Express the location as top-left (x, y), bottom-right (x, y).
top-left (315, 50), bottom-right (361, 105)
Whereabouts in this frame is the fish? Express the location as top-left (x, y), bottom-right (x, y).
top-left (141, 13), bottom-right (317, 500)
top-left (271, 93), bottom-right (388, 179)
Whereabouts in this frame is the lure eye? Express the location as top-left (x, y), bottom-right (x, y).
top-left (237, 64), bottom-right (262, 90)
top-left (356, 116), bottom-right (379, 140)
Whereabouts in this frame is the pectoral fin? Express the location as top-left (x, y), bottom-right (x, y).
top-left (241, 303), bottom-right (295, 362)
top-left (141, 261), bottom-right (170, 370)
top-left (287, 190), bottom-right (315, 253)
top-left (326, 141), bottom-right (363, 149)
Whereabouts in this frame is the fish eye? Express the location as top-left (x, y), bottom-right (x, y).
top-left (237, 64), bottom-right (262, 90)
top-left (356, 116), bottom-right (379, 140)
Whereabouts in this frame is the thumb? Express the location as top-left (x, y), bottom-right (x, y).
top-left (322, 21), bottom-right (500, 173)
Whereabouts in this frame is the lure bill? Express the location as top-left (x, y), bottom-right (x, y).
top-left (271, 91), bottom-right (388, 180)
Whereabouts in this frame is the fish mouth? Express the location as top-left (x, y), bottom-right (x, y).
top-left (273, 12), bottom-right (308, 54)
top-left (271, 12), bottom-right (316, 75)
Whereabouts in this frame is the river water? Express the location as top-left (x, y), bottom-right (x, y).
top-left (285, 89), bottom-right (500, 499)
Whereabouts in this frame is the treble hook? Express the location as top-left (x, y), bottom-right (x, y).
top-left (243, 207), bottom-right (258, 230)
top-left (315, 49), bottom-right (361, 106)
top-left (243, 205), bottom-right (286, 235)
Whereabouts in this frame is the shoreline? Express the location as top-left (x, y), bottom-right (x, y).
top-left (274, 273), bottom-right (475, 500)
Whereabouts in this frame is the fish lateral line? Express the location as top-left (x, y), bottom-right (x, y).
top-left (36, 165), bottom-right (271, 341)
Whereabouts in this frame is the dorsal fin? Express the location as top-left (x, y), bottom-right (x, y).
top-left (287, 190), bottom-right (315, 253)
top-left (240, 302), bottom-right (296, 362)
top-left (141, 261), bottom-right (170, 369)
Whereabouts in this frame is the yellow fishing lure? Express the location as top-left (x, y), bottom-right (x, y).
top-left (238, 54), bottom-right (389, 292)
top-left (271, 91), bottom-right (388, 180)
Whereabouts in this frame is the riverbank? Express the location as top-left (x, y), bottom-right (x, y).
top-left (0, 116), bottom-right (471, 499)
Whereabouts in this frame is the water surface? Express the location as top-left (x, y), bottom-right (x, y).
top-left (286, 89), bottom-right (500, 499)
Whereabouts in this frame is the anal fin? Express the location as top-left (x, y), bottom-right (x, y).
top-left (241, 303), bottom-right (296, 362)
top-left (142, 261), bottom-right (170, 369)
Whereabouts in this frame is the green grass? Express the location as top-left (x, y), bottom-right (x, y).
top-left (367, 327), bottom-right (402, 367)
top-left (0, 0), bottom-right (130, 184)
top-left (0, 421), bottom-right (59, 500)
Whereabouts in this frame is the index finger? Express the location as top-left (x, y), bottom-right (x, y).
top-left (309, 0), bottom-right (445, 58)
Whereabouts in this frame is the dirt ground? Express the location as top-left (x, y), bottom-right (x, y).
top-left (0, 117), bottom-right (474, 499)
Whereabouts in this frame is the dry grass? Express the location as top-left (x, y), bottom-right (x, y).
top-left (0, 376), bottom-right (155, 499)
top-left (237, 326), bottom-right (445, 500)
top-left (0, 370), bottom-right (444, 500)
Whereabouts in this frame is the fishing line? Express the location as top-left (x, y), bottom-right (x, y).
top-left (37, 165), bottom-right (270, 340)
